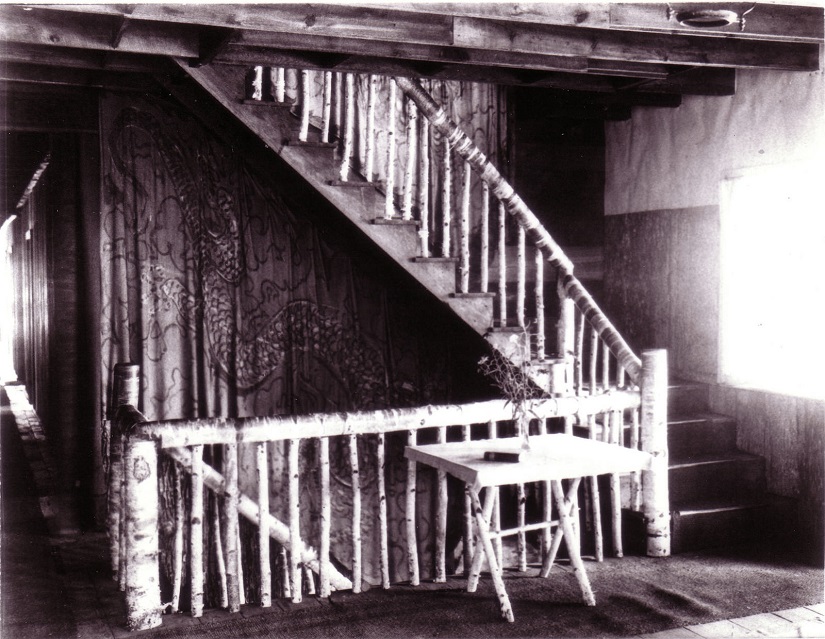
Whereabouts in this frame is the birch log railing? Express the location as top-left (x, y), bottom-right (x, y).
top-left (107, 354), bottom-right (668, 631)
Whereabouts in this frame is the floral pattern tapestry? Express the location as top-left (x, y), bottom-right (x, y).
top-left (100, 85), bottom-right (500, 599)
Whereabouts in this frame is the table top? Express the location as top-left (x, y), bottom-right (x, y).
top-left (405, 434), bottom-right (652, 492)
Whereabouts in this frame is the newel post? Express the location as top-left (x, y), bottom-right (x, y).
top-left (640, 349), bottom-right (671, 557)
top-left (124, 431), bottom-right (162, 630)
top-left (107, 363), bottom-right (140, 580)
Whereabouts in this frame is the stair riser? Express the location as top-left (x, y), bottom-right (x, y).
top-left (668, 384), bottom-right (709, 416)
top-left (668, 419), bottom-right (738, 462)
top-left (669, 458), bottom-right (766, 504)
top-left (671, 500), bottom-right (798, 553)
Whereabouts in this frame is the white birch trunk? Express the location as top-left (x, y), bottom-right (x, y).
top-left (365, 74), bottom-right (377, 181)
top-left (402, 99), bottom-right (418, 220)
top-left (517, 225), bottom-right (526, 328)
top-left (498, 201), bottom-right (507, 326)
top-left (641, 349), bottom-right (670, 557)
top-left (319, 437), bottom-right (331, 597)
top-left (257, 442), bottom-right (272, 607)
top-left (459, 161), bottom-right (471, 294)
top-left (377, 433), bottom-right (390, 589)
top-left (224, 443), bottom-right (240, 612)
top-left (251, 65), bottom-right (263, 101)
top-left (321, 71), bottom-right (332, 143)
top-left (171, 463), bottom-right (184, 612)
top-left (419, 116), bottom-right (430, 257)
top-left (272, 67), bottom-right (285, 103)
top-left (288, 438), bottom-right (302, 602)
top-left (441, 136), bottom-right (452, 257)
top-left (213, 492), bottom-right (228, 608)
top-left (349, 433), bottom-right (362, 593)
top-left (480, 182), bottom-right (489, 293)
top-left (190, 445), bottom-right (204, 617)
top-left (384, 79), bottom-right (397, 220)
top-left (435, 426), bottom-right (447, 583)
top-left (338, 74), bottom-right (355, 182)
top-left (535, 248), bottom-right (545, 360)
top-left (124, 436), bottom-right (162, 631)
top-left (406, 430), bottom-right (420, 586)
top-left (298, 70), bottom-right (311, 142)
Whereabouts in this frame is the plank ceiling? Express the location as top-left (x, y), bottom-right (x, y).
top-left (0, 3), bottom-right (823, 107)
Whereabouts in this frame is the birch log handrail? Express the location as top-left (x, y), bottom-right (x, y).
top-left (393, 76), bottom-right (642, 382)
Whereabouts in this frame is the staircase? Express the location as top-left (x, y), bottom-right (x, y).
top-left (667, 381), bottom-right (797, 553)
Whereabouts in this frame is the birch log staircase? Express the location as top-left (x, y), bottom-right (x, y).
top-left (107, 63), bottom-right (672, 631)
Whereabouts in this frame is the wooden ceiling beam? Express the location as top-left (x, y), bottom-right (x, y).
top-left (609, 3), bottom-right (823, 44)
top-left (0, 61), bottom-right (159, 92)
top-left (452, 16), bottom-right (820, 71)
top-left (0, 42), bottom-right (176, 74)
top-left (0, 6), bottom-right (199, 57)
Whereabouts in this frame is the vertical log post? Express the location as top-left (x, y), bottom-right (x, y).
top-left (190, 445), bottom-right (204, 617)
top-left (123, 434), bottom-right (162, 630)
top-left (213, 492), bottom-right (229, 607)
top-left (403, 99), bottom-right (418, 219)
top-left (319, 436), bottom-right (331, 597)
top-left (462, 424), bottom-right (474, 576)
top-left (575, 312), bottom-right (585, 396)
top-left (406, 430), bottom-right (420, 586)
top-left (384, 79), bottom-right (397, 220)
top-left (441, 135), bottom-right (452, 257)
top-left (480, 182), bottom-right (490, 293)
top-left (488, 421), bottom-right (503, 566)
top-left (459, 162), bottom-right (471, 294)
top-left (108, 362), bottom-right (139, 582)
top-left (535, 249), bottom-right (545, 361)
top-left (419, 116), bottom-right (431, 257)
top-left (288, 438), bottom-right (303, 602)
top-left (171, 464), bottom-right (184, 612)
top-left (631, 408), bottom-right (642, 511)
top-left (338, 74), bottom-right (355, 182)
top-left (298, 69), bottom-right (310, 142)
top-left (434, 426), bottom-right (448, 583)
top-left (558, 277), bottom-right (575, 394)
top-left (251, 65), bottom-right (263, 101)
top-left (257, 442), bottom-right (272, 607)
top-left (365, 74), bottom-right (377, 181)
top-left (609, 411), bottom-right (624, 557)
top-left (497, 201), bottom-right (507, 326)
top-left (272, 67), bottom-right (285, 103)
top-left (349, 434), bottom-right (362, 593)
top-left (587, 414), bottom-right (604, 562)
top-left (377, 433), bottom-right (390, 589)
top-left (640, 349), bottom-right (670, 557)
top-left (224, 443), bottom-right (241, 612)
top-left (321, 71), bottom-right (332, 144)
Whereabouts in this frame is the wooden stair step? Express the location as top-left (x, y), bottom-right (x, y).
top-left (668, 413), bottom-right (738, 462)
top-left (669, 451), bottom-right (766, 504)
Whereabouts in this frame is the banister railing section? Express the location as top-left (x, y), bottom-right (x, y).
top-left (107, 351), bottom-right (668, 630)
top-left (106, 65), bottom-right (670, 632)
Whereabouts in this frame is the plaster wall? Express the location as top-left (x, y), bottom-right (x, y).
top-left (603, 65), bottom-right (824, 561)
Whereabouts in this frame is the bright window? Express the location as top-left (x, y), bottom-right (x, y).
top-left (719, 161), bottom-right (825, 399)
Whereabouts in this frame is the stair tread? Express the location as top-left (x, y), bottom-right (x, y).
top-left (668, 412), bottom-right (735, 425)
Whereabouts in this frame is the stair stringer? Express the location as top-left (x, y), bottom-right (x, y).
top-left (175, 61), bottom-right (551, 362)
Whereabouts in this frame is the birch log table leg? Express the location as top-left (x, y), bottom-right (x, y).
top-left (469, 488), bottom-right (514, 622)
top-left (551, 478), bottom-right (596, 606)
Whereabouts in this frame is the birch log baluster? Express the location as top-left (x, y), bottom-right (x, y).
top-left (280, 546), bottom-right (291, 599)
top-left (602, 338), bottom-right (611, 392)
top-left (171, 463), bottom-right (184, 612)
top-left (224, 443), bottom-right (241, 612)
top-left (516, 481), bottom-right (527, 572)
top-left (538, 418), bottom-right (553, 559)
top-left (480, 182), bottom-right (490, 293)
top-left (289, 438), bottom-right (302, 602)
top-left (610, 411), bottom-right (624, 557)
top-left (406, 429), bottom-right (420, 586)
top-left (403, 98), bottom-right (418, 220)
top-left (321, 71), bottom-right (332, 144)
top-left (298, 70), bottom-right (310, 142)
top-left (588, 413), bottom-right (605, 562)
top-left (535, 248), bottom-right (545, 361)
top-left (395, 77), bottom-right (642, 381)
top-left (349, 433), bottom-right (362, 593)
top-left (558, 277), bottom-right (575, 394)
top-left (498, 201), bottom-right (507, 326)
top-left (631, 408), bottom-right (642, 511)
top-left (213, 492), bottom-right (229, 608)
top-left (441, 133), bottom-right (452, 257)
top-left (467, 487), bottom-right (497, 592)
top-left (590, 325), bottom-right (599, 396)
top-left (384, 79), bottom-right (397, 220)
top-left (257, 442), bottom-right (271, 607)
top-left (272, 67), bottom-right (285, 103)
top-left (333, 72), bottom-right (342, 139)
top-left (338, 74), bottom-right (355, 182)
top-left (123, 434), bottom-right (162, 630)
top-left (618, 364), bottom-right (626, 390)
top-left (575, 312), bottom-right (585, 395)
top-left (304, 565), bottom-right (316, 595)
top-left (419, 116), bottom-right (430, 257)
top-left (641, 349), bottom-right (670, 557)
top-left (377, 433), bottom-right (390, 589)
top-left (190, 445), bottom-right (204, 616)
top-left (251, 65), bottom-right (263, 101)
top-left (460, 161), bottom-right (471, 294)
top-left (237, 526), bottom-right (246, 605)
top-left (365, 74), bottom-right (377, 181)
top-left (462, 424), bottom-right (473, 576)
top-left (435, 425), bottom-right (448, 583)
top-left (517, 225), bottom-right (526, 328)
top-left (319, 436), bottom-right (331, 597)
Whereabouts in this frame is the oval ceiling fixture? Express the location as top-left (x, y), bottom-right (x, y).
top-left (674, 8), bottom-right (739, 28)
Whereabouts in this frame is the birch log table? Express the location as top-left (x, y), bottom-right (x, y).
top-left (405, 434), bottom-right (653, 622)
